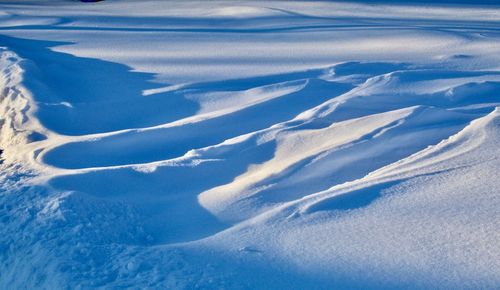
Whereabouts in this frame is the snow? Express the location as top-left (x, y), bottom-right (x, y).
top-left (0, 0), bottom-right (499, 288)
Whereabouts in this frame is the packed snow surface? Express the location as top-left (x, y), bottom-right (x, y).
top-left (0, 0), bottom-right (499, 288)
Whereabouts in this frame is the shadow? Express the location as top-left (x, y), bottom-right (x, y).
top-left (304, 181), bottom-right (401, 214)
top-left (201, 74), bottom-right (500, 213)
top-left (0, 10), bottom-right (375, 34)
top-left (1, 12), bottom-right (500, 34)
top-left (294, 72), bottom-right (500, 131)
top-left (0, 34), bottom-right (199, 135)
top-left (50, 136), bottom-right (277, 244)
top-left (209, 105), bottom-right (481, 219)
top-left (42, 73), bottom-right (354, 169)
top-left (303, 166), bottom-right (469, 215)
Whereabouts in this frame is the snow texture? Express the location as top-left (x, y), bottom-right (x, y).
top-left (0, 0), bottom-right (499, 289)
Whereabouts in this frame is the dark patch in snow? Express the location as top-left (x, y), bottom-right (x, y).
top-left (304, 182), bottom-right (399, 214)
top-left (26, 132), bottom-right (47, 143)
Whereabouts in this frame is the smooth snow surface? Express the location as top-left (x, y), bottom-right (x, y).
top-left (1, 0), bottom-right (499, 289)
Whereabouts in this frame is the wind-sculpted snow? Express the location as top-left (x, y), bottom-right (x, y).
top-left (0, 1), bottom-right (499, 289)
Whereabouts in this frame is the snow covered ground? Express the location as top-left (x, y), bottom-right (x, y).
top-left (0, 0), bottom-right (499, 288)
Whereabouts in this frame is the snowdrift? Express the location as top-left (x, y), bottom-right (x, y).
top-left (0, 0), bottom-right (499, 288)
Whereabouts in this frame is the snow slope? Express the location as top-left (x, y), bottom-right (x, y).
top-left (0, 0), bottom-right (499, 288)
